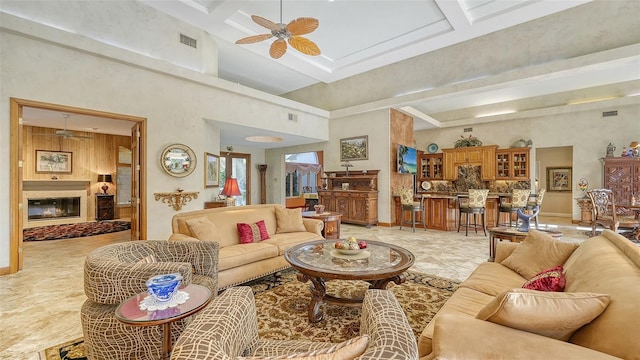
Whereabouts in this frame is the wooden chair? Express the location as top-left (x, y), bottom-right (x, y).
top-left (587, 189), bottom-right (640, 239)
top-left (399, 188), bottom-right (426, 232)
top-left (496, 189), bottom-right (531, 227)
top-left (525, 188), bottom-right (546, 229)
top-left (457, 189), bottom-right (489, 236)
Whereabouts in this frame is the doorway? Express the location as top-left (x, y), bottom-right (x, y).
top-left (9, 98), bottom-right (147, 274)
top-left (220, 152), bottom-right (251, 206)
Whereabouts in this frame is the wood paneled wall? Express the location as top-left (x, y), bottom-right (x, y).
top-left (23, 126), bottom-right (130, 220)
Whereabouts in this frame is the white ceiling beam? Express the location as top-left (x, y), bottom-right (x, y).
top-left (434, 0), bottom-right (471, 30)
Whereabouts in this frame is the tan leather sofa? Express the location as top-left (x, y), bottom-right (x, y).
top-left (169, 204), bottom-right (324, 289)
top-left (420, 229), bottom-right (639, 360)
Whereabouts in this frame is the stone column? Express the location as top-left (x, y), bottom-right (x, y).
top-left (258, 164), bottom-right (268, 204)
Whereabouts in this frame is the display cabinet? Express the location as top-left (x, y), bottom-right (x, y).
top-left (496, 148), bottom-right (530, 180)
top-left (601, 157), bottom-right (640, 205)
top-left (418, 153), bottom-right (443, 182)
top-left (96, 194), bottom-right (115, 220)
top-left (318, 170), bottom-right (378, 227)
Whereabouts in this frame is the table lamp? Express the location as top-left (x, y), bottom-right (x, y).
top-left (220, 178), bottom-right (241, 206)
top-left (97, 174), bottom-right (113, 194)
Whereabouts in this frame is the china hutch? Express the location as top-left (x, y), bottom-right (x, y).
top-left (317, 170), bottom-right (379, 227)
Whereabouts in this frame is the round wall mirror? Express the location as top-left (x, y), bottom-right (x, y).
top-left (160, 144), bottom-right (196, 178)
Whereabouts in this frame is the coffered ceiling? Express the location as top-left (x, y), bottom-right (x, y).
top-left (20, 0), bottom-right (640, 148)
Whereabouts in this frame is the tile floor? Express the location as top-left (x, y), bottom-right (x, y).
top-left (0, 216), bottom-right (596, 359)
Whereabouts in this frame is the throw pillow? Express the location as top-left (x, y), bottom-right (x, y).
top-left (522, 265), bottom-right (566, 292)
top-left (275, 207), bottom-right (306, 233)
top-left (500, 230), bottom-right (579, 279)
top-left (237, 220), bottom-right (270, 244)
top-left (238, 335), bottom-right (369, 360)
top-left (476, 288), bottom-right (611, 341)
top-left (185, 217), bottom-right (220, 242)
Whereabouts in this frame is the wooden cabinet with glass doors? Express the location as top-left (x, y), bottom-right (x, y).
top-left (419, 153), bottom-right (443, 183)
top-left (496, 148), bottom-right (530, 180)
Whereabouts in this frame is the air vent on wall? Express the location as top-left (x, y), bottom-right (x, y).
top-left (602, 111), bottom-right (618, 117)
top-left (463, 127), bottom-right (473, 132)
top-left (288, 113), bottom-right (298, 122)
top-left (179, 34), bottom-right (197, 48)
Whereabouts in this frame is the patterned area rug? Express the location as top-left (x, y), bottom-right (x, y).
top-left (39, 269), bottom-right (458, 360)
top-left (24, 221), bottom-right (131, 241)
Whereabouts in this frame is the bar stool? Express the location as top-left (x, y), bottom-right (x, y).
top-left (496, 189), bottom-right (531, 227)
top-left (457, 189), bottom-right (489, 236)
top-left (399, 189), bottom-right (426, 232)
top-left (525, 188), bottom-right (545, 228)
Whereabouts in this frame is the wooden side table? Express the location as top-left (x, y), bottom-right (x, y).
top-left (115, 284), bottom-right (212, 360)
top-left (302, 211), bottom-right (342, 240)
top-left (204, 201), bottom-right (226, 209)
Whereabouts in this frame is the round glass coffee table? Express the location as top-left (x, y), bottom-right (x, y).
top-left (285, 239), bottom-right (414, 323)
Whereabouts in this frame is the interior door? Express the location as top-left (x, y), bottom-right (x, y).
top-left (16, 105), bottom-right (24, 270)
top-left (130, 123), bottom-right (141, 240)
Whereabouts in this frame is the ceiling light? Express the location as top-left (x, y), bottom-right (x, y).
top-left (474, 110), bottom-right (516, 118)
top-left (567, 96), bottom-right (619, 105)
top-left (246, 136), bottom-right (284, 143)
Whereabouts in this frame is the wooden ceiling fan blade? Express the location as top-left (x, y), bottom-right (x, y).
top-left (286, 17), bottom-right (319, 35)
top-left (270, 39), bottom-right (287, 59)
top-left (288, 36), bottom-right (321, 56)
top-left (252, 15), bottom-right (279, 31)
top-left (236, 34), bottom-right (273, 44)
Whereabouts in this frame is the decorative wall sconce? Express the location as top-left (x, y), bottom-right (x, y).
top-left (154, 190), bottom-right (199, 211)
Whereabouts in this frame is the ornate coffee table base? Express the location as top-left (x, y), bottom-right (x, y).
top-left (296, 272), bottom-right (407, 323)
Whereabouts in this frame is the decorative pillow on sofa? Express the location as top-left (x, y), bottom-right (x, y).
top-left (275, 207), bottom-right (306, 234)
top-left (500, 230), bottom-right (579, 279)
top-left (238, 335), bottom-right (369, 360)
top-left (476, 288), bottom-right (611, 341)
top-left (522, 265), bottom-right (566, 292)
top-left (185, 217), bottom-right (220, 242)
top-left (237, 220), bottom-right (270, 244)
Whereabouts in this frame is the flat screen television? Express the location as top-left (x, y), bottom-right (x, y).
top-left (397, 145), bottom-right (417, 174)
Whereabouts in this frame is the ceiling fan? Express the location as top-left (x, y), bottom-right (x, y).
top-left (33, 113), bottom-right (92, 140)
top-left (235, 0), bottom-right (321, 59)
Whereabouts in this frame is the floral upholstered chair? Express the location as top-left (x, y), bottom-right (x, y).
top-left (399, 188), bottom-right (426, 232)
top-left (170, 286), bottom-right (419, 360)
top-left (458, 189), bottom-right (489, 236)
top-left (81, 240), bottom-right (219, 360)
top-left (497, 188), bottom-right (531, 227)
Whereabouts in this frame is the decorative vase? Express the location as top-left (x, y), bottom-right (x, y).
top-left (606, 143), bottom-right (615, 157)
top-left (146, 273), bottom-right (182, 302)
top-left (516, 208), bottom-right (539, 232)
top-left (314, 204), bottom-right (325, 214)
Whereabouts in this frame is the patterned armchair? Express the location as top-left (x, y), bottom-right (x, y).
top-left (170, 287), bottom-right (419, 360)
top-left (81, 240), bottom-right (219, 360)
top-left (587, 188), bottom-right (640, 239)
top-left (497, 189), bottom-right (531, 227)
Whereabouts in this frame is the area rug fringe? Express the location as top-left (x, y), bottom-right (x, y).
top-left (39, 269), bottom-right (458, 360)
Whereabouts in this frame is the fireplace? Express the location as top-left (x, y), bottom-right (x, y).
top-left (28, 197), bottom-right (81, 221)
top-left (23, 180), bottom-right (89, 228)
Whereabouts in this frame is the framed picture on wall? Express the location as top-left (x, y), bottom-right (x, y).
top-left (204, 152), bottom-right (219, 188)
top-left (340, 135), bottom-right (368, 161)
top-left (547, 167), bottom-right (572, 192)
top-left (35, 150), bottom-right (72, 173)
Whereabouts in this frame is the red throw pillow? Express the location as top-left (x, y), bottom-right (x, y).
top-left (237, 220), bottom-right (270, 244)
top-left (522, 265), bottom-right (566, 292)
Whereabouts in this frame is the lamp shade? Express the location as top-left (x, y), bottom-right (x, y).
top-left (97, 174), bottom-right (112, 183)
top-left (221, 178), bottom-right (241, 197)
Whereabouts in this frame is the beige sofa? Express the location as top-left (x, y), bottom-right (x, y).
top-left (169, 204), bottom-right (324, 289)
top-left (420, 229), bottom-right (639, 360)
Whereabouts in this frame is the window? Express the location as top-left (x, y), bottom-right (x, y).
top-left (116, 146), bottom-right (132, 205)
top-left (285, 152), bottom-right (321, 198)
top-left (220, 152), bottom-right (251, 206)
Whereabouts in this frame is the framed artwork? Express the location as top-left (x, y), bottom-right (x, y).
top-left (547, 167), bottom-right (572, 192)
top-left (204, 152), bottom-right (220, 187)
top-left (35, 150), bottom-right (72, 173)
top-left (340, 135), bottom-right (368, 161)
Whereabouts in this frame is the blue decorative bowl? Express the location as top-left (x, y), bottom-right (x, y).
top-left (146, 273), bottom-right (182, 302)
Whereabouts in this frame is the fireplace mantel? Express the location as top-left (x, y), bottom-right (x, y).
top-left (24, 179), bottom-right (91, 191)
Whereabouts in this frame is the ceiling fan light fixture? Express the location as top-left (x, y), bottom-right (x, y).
top-left (235, 1), bottom-right (320, 59)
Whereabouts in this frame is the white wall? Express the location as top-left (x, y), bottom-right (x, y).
top-left (0, 3), bottom-right (328, 268)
